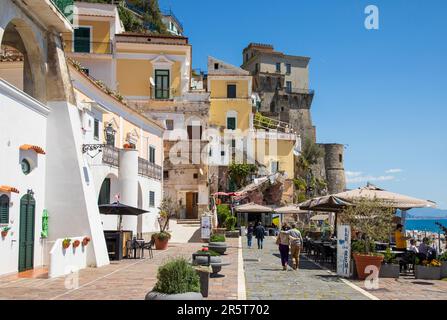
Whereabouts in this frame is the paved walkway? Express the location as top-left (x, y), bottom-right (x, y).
top-left (0, 238), bottom-right (239, 300)
top-left (242, 237), bottom-right (370, 300)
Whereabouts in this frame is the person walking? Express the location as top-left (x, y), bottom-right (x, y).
top-left (254, 222), bottom-right (265, 249)
top-left (246, 223), bottom-right (254, 248)
top-left (276, 223), bottom-right (291, 270)
top-left (287, 223), bottom-right (303, 270)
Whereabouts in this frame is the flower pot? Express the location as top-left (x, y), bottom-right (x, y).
top-left (1, 231), bottom-right (8, 238)
top-left (208, 242), bottom-right (228, 255)
top-left (225, 230), bottom-right (239, 238)
top-left (62, 243), bottom-right (70, 250)
top-left (379, 263), bottom-right (400, 278)
top-left (82, 237), bottom-right (90, 247)
top-left (145, 291), bottom-right (203, 300)
top-left (193, 255), bottom-right (222, 266)
top-left (155, 238), bottom-right (169, 250)
top-left (72, 240), bottom-right (81, 249)
top-left (353, 253), bottom-right (384, 280)
top-left (415, 265), bottom-right (441, 280)
top-left (441, 262), bottom-right (447, 279)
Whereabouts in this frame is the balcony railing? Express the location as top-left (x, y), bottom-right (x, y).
top-left (63, 40), bottom-right (113, 55)
top-left (102, 145), bottom-right (119, 167)
top-left (138, 157), bottom-right (162, 181)
top-left (283, 87), bottom-right (315, 95)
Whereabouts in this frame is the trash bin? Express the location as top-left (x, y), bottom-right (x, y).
top-left (195, 266), bottom-right (211, 298)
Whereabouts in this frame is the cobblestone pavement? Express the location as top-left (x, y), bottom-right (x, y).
top-left (242, 237), bottom-right (370, 300)
top-left (0, 239), bottom-right (239, 300)
top-left (351, 275), bottom-right (447, 300)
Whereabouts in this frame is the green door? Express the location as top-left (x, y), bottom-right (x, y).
top-left (154, 70), bottom-right (170, 99)
top-left (19, 194), bottom-right (35, 272)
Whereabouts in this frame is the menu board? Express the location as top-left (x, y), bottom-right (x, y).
top-left (337, 224), bottom-right (351, 278)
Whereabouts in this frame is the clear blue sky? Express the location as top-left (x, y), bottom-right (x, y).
top-left (160, 0), bottom-right (447, 209)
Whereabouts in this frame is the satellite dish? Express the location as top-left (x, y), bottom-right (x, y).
top-left (149, 77), bottom-right (155, 87)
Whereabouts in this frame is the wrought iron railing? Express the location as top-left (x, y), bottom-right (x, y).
top-left (102, 145), bottom-right (119, 167)
top-left (283, 87), bottom-right (315, 95)
top-left (138, 157), bottom-right (162, 181)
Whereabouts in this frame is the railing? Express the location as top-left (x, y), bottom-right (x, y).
top-left (63, 40), bottom-right (113, 55)
top-left (253, 113), bottom-right (294, 134)
top-left (161, 8), bottom-right (184, 31)
top-left (102, 145), bottom-right (119, 167)
top-left (283, 87), bottom-right (315, 95)
top-left (138, 157), bottom-right (162, 181)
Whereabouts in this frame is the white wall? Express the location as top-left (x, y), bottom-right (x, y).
top-left (73, 57), bottom-right (114, 89)
top-left (0, 79), bottom-right (49, 276)
top-left (48, 236), bottom-right (88, 278)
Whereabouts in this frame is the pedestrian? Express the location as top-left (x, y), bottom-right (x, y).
top-left (276, 223), bottom-right (291, 270)
top-left (254, 222), bottom-right (265, 249)
top-left (287, 223), bottom-right (303, 270)
top-left (247, 223), bottom-right (254, 248)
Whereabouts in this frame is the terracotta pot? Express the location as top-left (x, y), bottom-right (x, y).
top-left (73, 240), bottom-right (81, 248)
top-left (155, 238), bottom-right (169, 250)
top-left (353, 253), bottom-right (384, 280)
top-left (1, 231), bottom-right (8, 238)
top-left (82, 237), bottom-right (91, 246)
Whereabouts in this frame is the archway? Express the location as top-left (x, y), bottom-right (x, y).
top-left (0, 18), bottom-right (46, 102)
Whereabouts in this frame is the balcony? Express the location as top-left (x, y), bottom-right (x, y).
top-left (283, 87), bottom-right (315, 95)
top-left (102, 145), bottom-right (119, 167)
top-left (64, 40), bottom-right (113, 55)
top-left (138, 157), bottom-right (162, 181)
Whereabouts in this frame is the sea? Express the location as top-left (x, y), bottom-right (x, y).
top-left (405, 219), bottom-right (447, 233)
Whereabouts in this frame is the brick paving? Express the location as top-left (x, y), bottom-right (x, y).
top-left (0, 238), bottom-right (239, 300)
top-left (242, 237), bottom-right (370, 300)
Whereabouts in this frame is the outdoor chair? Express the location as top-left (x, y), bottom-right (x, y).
top-left (125, 239), bottom-right (134, 259)
top-left (143, 238), bottom-right (155, 259)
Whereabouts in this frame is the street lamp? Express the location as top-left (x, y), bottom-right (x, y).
top-left (82, 123), bottom-right (116, 155)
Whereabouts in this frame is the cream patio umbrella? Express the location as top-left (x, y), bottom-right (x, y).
top-left (274, 204), bottom-right (308, 215)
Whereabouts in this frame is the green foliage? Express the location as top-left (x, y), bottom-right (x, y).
top-left (439, 252), bottom-right (447, 262)
top-left (351, 240), bottom-right (376, 254)
top-left (299, 139), bottom-right (324, 167)
top-left (153, 258), bottom-right (200, 294)
top-left (118, 6), bottom-right (144, 32)
top-left (210, 234), bottom-right (226, 242)
top-left (341, 198), bottom-right (394, 255)
top-left (293, 177), bottom-right (307, 192)
top-left (224, 215), bottom-right (237, 231)
top-left (383, 247), bottom-right (397, 264)
top-left (152, 231), bottom-right (171, 241)
top-left (158, 196), bottom-right (178, 232)
top-left (144, 0), bottom-right (168, 34)
top-left (254, 112), bottom-right (277, 130)
top-left (217, 204), bottom-right (231, 227)
top-left (196, 249), bottom-right (220, 256)
top-left (228, 163), bottom-right (257, 189)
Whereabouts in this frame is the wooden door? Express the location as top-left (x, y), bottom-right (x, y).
top-left (186, 192), bottom-right (194, 219)
top-left (19, 194), bottom-right (35, 272)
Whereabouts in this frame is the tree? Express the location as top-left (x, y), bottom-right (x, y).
top-left (228, 163), bottom-right (257, 190)
top-left (143, 0), bottom-right (168, 34)
top-left (297, 138), bottom-right (324, 172)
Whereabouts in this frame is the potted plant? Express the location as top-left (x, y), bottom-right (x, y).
top-left (209, 234), bottom-right (228, 255)
top-left (153, 196), bottom-right (176, 250)
top-left (152, 231), bottom-right (171, 250)
top-left (379, 247), bottom-right (400, 278)
top-left (72, 240), bottom-right (81, 249)
top-left (82, 236), bottom-right (91, 247)
top-left (439, 252), bottom-right (447, 278)
top-left (415, 259), bottom-right (442, 280)
top-left (1, 226), bottom-right (11, 238)
top-left (62, 238), bottom-right (71, 249)
top-left (340, 199), bottom-right (394, 280)
top-left (192, 248), bottom-right (223, 275)
top-left (224, 215), bottom-right (239, 238)
top-left (145, 258), bottom-right (202, 300)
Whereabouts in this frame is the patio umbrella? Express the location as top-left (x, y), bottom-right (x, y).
top-left (235, 203), bottom-right (273, 213)
top-left (310, 214), bottom-right (330, 221)
top-left (274, 204), bottom-right (308, 215)
top-left (99, 202), bottom-right (148, 230)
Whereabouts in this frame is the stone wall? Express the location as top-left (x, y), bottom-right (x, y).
top-left (322, 143), bottom-right (346, 194)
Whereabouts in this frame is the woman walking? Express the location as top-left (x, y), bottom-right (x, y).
top-left (246, 223), bottom-right (254, 248)
top-left (276, 223), bottom-right (291, 270)
top-left (254, 222), bottom-right (265, 249)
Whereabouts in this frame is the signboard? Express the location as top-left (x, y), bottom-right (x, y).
top-left (337, 224), bottom-right (351, 278)
top-left (201, 215), bottom-right (211, 240)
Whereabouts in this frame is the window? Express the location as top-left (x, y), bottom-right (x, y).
top-left (227, 84), bottom-right (236, 98)
top-left (74, 27), bottom-right (91, 53)
top-left (214, 63), bottom-right (219, 70)
top-left (231, 139), bottom-right (236, 148)
top-left (98, 178), bottom-right (111, 205)
top-left (339, 154), bottom-right (343, 163)
top-left (149, 191), bottom-right (155, 207)
top-left (286, 81), bottom-right (292, 93)
top-left (165, 119), bottom-right (174, 130)
top-left (163, 171), bottom-right (169, 179)
top-left (149, 146), bottom-right (156, 164)
top-left (0, 195), bottom-right (9, 225)
top-left (21, 159), bottom-right (31, 175)
top-left (94, 119), bottom-right (99, 140)
top-left (193, 173), bottom-right (198, 179)
top-left (286, 63), bottom-right (291, 75)
top-left (154, 69), bottom-right (170, 99)
top-left (227, 117), bottom-right (236, 130)
top-left (187, 125), bottom-right (202, 140)
top-left (276, 62), bottom-right (281, 73)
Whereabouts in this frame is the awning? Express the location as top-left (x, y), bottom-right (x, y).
top-left (235, 203), bottom-right (273, 213)
top-left (310, 214), bottom-right (329, 221)
top-left (20, 144), bottom-right (46, 155)
top-left (0, 185), bottom-right (19, 193)
top-left (275, 205), bottom-right (307, 214)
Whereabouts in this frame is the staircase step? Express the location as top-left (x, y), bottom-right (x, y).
top-left (177, 219), bottom-right (201, 225)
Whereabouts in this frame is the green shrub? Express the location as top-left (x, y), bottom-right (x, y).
top-left (217, 204), bottom-right (231, 227)
top-left (439, 252), bottom-right (447, 262)
top-left (195, 249), bottom-right (220, 256)
top-left (153, 258), bottom-right (200, 294)
top-left (152, 231), bottom-right (171, 241)
top-left (210, 234), bottom-right (226, 242)
top-left (225, 215), bottom-right (237, 231)
top-left (383, 247), bottom-right (397, 264)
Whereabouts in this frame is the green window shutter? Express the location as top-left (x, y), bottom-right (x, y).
top-left (98, 178), bottom-right (111, 205)
top-left (74, 27), bottom-right (91, 53)
top-left (149, 191), bottom-right (155, 207)
top-left (227, 117), bottom-right (236, 130)
top-left (0, 195), bottom-right (9, 224)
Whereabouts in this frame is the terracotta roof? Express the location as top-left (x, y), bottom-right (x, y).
top-left (0, 186), bottom-right (19, 193)
top-left (20, 144), bottom-right (46, 155)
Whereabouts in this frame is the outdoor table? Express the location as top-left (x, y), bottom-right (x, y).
top-left (133, 239), bottom-right (145, 259)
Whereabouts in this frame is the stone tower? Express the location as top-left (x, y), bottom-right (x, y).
top-left (322, 144), bottom-right (346, 194)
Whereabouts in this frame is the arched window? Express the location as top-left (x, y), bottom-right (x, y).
top-left (0, 195), bottom-right (9, 224)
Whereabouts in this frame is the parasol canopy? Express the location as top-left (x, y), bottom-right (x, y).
top-left (274, 204), bottom-right (308, 215)
top-left (99, 202), bottom-right (148, 230)
top-left (235, 202), bottom-right (273, 213)
top-left (310, 214), bottom-right (330, 221)
top-left (299, 184), bottom-right (436, 212)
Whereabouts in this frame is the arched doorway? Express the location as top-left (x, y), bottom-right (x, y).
top-left (19, 193), bottom-right (35, 272)
top-left (0, 19), bottom-right (45, 102)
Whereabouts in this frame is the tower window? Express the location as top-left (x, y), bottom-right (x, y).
top-left (214, 63), bottom-right (219, 70)
top-left (339, 154), bottom-right (343, 163)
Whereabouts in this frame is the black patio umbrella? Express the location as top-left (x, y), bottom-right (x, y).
top-left (99, 202), bottom-right (148, 230)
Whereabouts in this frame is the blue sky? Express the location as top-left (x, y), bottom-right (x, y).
top-left (160, 0), bottom-right (447, 209)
